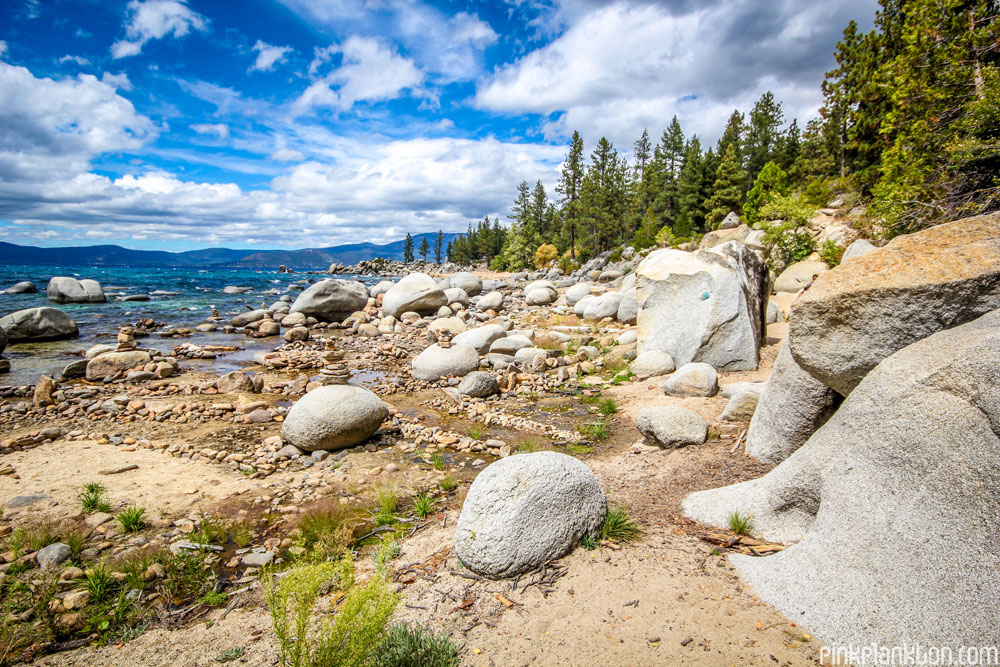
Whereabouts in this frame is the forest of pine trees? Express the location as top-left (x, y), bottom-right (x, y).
top-left (442, 0), bottom-right (998, 271)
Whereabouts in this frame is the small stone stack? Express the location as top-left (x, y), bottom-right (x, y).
top-left (318, 338), bottom-right (350, 385)
top-left (437, 330), bottom-right (453, 348)
top-left (116, 327), bottom-right (137, 352)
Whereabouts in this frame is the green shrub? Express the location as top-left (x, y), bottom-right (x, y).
top-left (438, 476), bottom-right (457, 492)
top-left (578, 421), bottom-right (609, 441)
top-left (597, 398), bottom-right (618, 416)
top-left (819, 239), bottom-right (844, 266)
top-left (266, 556), bottom-right (397, 667)
top-left (602, 505), bottom-right (641, 543)
top-left (466, 424), bottom-right (484, 441)
top-left (82, 561), bottom-right (116, 604)
top-left (758, 197), bottom-right (817, 272)
top-left (298, 505), bottom-right (352, 560)
top-left (372, 623), bottom-right (459, 667)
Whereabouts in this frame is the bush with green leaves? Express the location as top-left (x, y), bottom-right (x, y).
top-left (265, 556), bottom-right (398, 667)
top-left (757, 195), bottom-right (818, 271)
top-left (371, 624), bottom-right (459, 667)
top-left (79, 482), bottom-right (111, 514)
top-left (115, 506), bottom-right (146, 533)
top-left (743, 161), bottom-right (789, 225)
top-left (602, 505), bottom-right (641, 543)
top-left (819, 239), bottom-right (845, 266)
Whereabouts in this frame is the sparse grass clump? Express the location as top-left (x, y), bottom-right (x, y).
top-left (578, 421), bottom-right (609, 441)
top-left (82, 561), bottom-right (115, 603)
top-left (438, 476), bottom-right (457, 493)
top-left (372, 623), bottom-right (460, 667)
top-left (411, 492), bottom-right (434, 519)
top-left (728, 511), bottom-right (754, 536)
top-left (602, 505), bottom-right (641, 544)
top-left (297, 504), bottom-right (353, 561)
top-left (430, 453), bottom-right (445, 471)
top-left (79, 482), bottom-right (111, 514)
top-left (467, 424), bottom-right (484, 441)
top-left (116, 506), bottom-right (146, 533)
top-left (373, 484), bottom-right (399, 526)
top-left (580, 535), bottom-right (597, 551)
top-left (217, 647), bottom-right (245, 662)
top-left (598, 398), bottom-right (618, 416)
top-left (200, 591), bottom-right (228, 607)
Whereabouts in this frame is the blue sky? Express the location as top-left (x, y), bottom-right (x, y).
top-left (0, 0), bottom-right (876, 251)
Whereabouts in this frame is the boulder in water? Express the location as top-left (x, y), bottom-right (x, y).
top-left (3, 281), bottom-right (37, 294)
top-left (0, 307), bottom-right (79, 342)
top-left (46, 277), bottom-right (105, 304)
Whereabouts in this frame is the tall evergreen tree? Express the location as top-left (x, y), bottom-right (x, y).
top-left (676, 137), bottom-right (706, 232)
top-left (433, 230), bottom-right (443, 263)
top-left (746, 91), bottom-right (785, 187)
top-left (703, 143), bottom-right (748, 229)
top-left (556, 131), bottom-right (586, 259)
top-left (402, 233), bottom-right (414, 263)
top-left (418, 236), bottom-right (429, 262)
top-left (579, 137), bottom-right (626, 254)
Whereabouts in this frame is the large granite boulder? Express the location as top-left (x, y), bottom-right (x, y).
top-left (453, 324), bottom-right (506, 354)
top-left (477, 291), bottom-right (503, 311)
top-left (684, 309), bottom-right (1000, 654)
top-left (46, 277), bottom-right (106, 303)
top-left (525, 286), bottom-right (557, 306)
top-left (232, 309), bottom-right (269, 327)
top-left (699, 223), bottom-right (749, 250)
top-left (450, 272), bottom-right (483, 296)
top-left (3, 281), bottom-right (37, 294)
top-left (0, 307), bottom-right (79, 342)
top-left (382, 273), bottom-right (448, 318)
top-left (280, 385), bottom-right (388, 452)
top-left (86, 351), bottom-right (152, 381)
top-left (789, 212), bottom-right (1000, 395)
top-left (636, 242), bottom-right (768, 371)
top-left (582, 292), bottom-right (624, 320)
top-left (635, 406), bottom-right (707, 448)
top-left (289, 280), bottom-right (369, 322)
top-left (457, 371), bottom-right (500, 397)
top-left (411, 343), bottom-right (480, 381)
top-left (616, 289), bottom-right (638, 324)
top-left (773, 261), bottom-right (828, 294)
top-left (662, 362), bottom-right (718, 397)
top-left (565, 282), bottom-right (593, 306)
top-left (455, 452), bottom-right (606, 578)
top-left (630, 350), bottom-right (675, 379)
top-left (744, 334), bottom-right (839, 463)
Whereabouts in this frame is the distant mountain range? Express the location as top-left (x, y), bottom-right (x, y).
top-left (0, 232), bottom-right (461, 270)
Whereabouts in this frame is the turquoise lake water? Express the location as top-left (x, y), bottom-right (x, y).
top-left (0, 265), bottom-right (380, 386)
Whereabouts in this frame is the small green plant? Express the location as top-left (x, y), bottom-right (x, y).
top-left (430, 453), bottom-right (445, 471)
top-left (81, 561), bottom-right (116, 603)
top-left (373, 539), bottom-right (401, 575)
top-left (728, 511), bottom-right (754, 536)
top-left (217, 646), bottom-right (245, 662)
top-left (193, 517), bottom-right (225, 545)
top-left (566, 443), bottom-right (594, 455)
top-left (819, 239), bottom-right (844, 266)
top-left (116, 506), bottom-right (146, 533)
top-left (438, 476), bottom-right (457, 492)
top-left (298, 505), bottom-right (353, 561)
top-left (602, 505), bottom-right (641, 544)
top-left (466, 424), bottom-right (484, 441)
top-left (411, 492), bottom-right (433, 519)
top-left (374, 484), bottom-right (398, 516)
top-left (611, 369), bottom-right (634, 386)
top-left (228, 519), bottom-right (253, 548)
top-left (372, 623), bottom-right (460, 667)
top-left (79, 482), bottom-right (111, 514)
top-left (598, 398), bottom-right (618, 416)
top-left (580, 535), bottom-right (597, 551)
top-left (265, 557), bottom-right (397, 667)
top-left (201, 591), bottom-right (228, 607)
top-left (578, 421), bottom-right (609, 441)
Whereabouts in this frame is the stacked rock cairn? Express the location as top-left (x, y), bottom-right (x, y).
top-left (318, 338), bottom-right (350, 385)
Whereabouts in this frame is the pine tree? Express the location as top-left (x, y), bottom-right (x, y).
top-left (446, 241), bottom-right (453, 261)
top-left (653, 116), bottom-right (686, 224)
top-left (633, 129), bottom-right (652, 178)
top-left (746, 91), bottom-right (785, 187)
top-left (580, 137), bottom-right (626, 255)
top-left (530, 181), bottom-right (551, 239)
top-left (633, 208), bottom-right (660, 249)
top-left (703, 143), bottom-right (748, 229)
top-left (717, 111), bottom-right (745, 160)
top-left (418, 237), bottom-right (429, 262)
top-left (433, 230), bottom-right (443, 263)
top-left (402, 233), bottom-right (414, 263)
top-left (675, 137), bottom-right (705, 232)
top-left (556, 131), bottom-right (585, 259)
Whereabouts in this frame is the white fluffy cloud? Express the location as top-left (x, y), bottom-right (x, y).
top-left (190, 123), bottom-right (229, 139)
top-left (111, 0), bottom-right (208, 59)
top-left (250, 40), bottom-right (292, 72)
top-left (58, 54), bottom-right (91, 66)
top-left (478, 0), bottom-right (874, 147)
top-left (0, 55), bottom-right (563, 247)
top-left (296, 36), bottom-right (424, 112)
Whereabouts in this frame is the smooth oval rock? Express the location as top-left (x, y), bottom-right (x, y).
top-left (382, 273), bottom-right (448, 318)
top-left (289, 280), bottom-right (370, 322)
top-left (280, 385), bottom-right (389, 452)
top-left (662, 362), bottom-right (718, 397)
top-left (86, 351), bottom-right (152, 381)
top-left (411, 343), bottom-right (480, 381)
top-left (0, 307), bottom-right (79, 342)
top-left (453, 324), bottom-right (506, 354)
top-left (450, 272), bottom-right (483, 296)
top-left (3, 281), bottom-right (37, 294)
top-left (457, 371), bottom-right (500, 397)
top-left (455, 451), bottom-right (607, 578)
